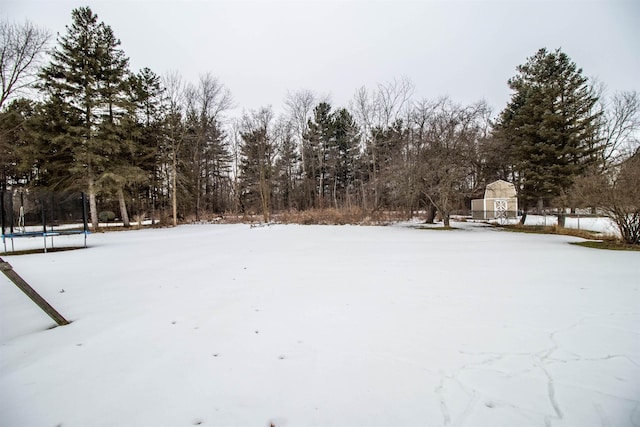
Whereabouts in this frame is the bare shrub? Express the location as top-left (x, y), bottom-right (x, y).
top-left (132, 212), bottom-right (147, 229)
top-left (273, 208), bottom-right (368, 225)
top-left (574, 152), bottom-right (640, 245)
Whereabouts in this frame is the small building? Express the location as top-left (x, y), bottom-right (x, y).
top-left (471, 180), bottom-right (518, 220)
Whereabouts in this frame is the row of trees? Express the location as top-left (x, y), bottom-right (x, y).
top-left (1, 8), bottom-right (639, 242)
top-left (236, 94), bottom-right (494, 227)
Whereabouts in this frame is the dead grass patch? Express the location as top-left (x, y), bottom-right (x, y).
top-left (2, 246), bottom-right (87, 256)
top-left (570, 241), bottom-right (640, 251)
top-left (499, 224), bottom-right (606, 240)
top-left (414, 225), bottom-right (460, 231)
top-left (498, 224), bottom-right (640, 250)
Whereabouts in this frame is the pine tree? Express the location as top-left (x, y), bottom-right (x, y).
top-left (95, 22), bottom-right (135, 226)
top-left (303, 102), bottom-right (334, 208)
top-left (331, 108), bottom-right (360, 208)
top-left (364, 119), bottom-right (406, 209)
top-left (38, 6), bottom-right (132, 229)
top-left (29, 93), bottom-right (81, 189)
top-left (496, 48), bottom-right (601, 219)
top-left (301, 104), bottom-right (362, 209)
top-left (0, 98), bottom-right (37, 188)
top-left (239, 107), bottom-right (275, 221)
top-left (129, 68), bottom-right (165, 223)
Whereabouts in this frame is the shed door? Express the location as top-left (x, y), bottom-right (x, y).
top-left (494, 199), bottom-right (508, 219)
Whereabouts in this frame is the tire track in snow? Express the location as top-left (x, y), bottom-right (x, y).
top-left (435, 372), bottom-right (452, 425)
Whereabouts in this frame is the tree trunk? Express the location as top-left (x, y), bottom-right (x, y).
top-left (318, 171), bottom-right (324, 209)
top-left (117, 187), bottom-right (130, 227)
top-left (425, 203), bottom-right (436, 224)
top-left (557, 212), bottom-right (566, 228)
top-left (261, 189), bottom-right (269, 222)
top-left (195, 173), bottom-right (201, 221)
top-left (88, 169), bottom-right (98, 230)
top-left (519, 211), bottom-right (527, 225)
top-left (260, 176), bottom-right (270, 223)
top-left (171, 153), bottom-right (178, 226)
top-left (151, 167), bottom-right (157, 225)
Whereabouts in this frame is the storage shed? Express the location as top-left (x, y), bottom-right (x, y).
top-left (471, 180), bottom-right (518, 220)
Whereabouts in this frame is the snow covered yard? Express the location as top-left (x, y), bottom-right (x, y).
top-left (1, 223), bottom-right (638, 427)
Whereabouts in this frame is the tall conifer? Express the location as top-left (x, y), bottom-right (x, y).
top-left (38, 7), bottom-right (131, 228)
top-left (496, 48), bottom-right (601, 219)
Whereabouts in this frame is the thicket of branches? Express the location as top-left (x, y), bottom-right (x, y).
top-left (1, 8), bottom-right (639, 242)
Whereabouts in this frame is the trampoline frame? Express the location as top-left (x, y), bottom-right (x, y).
top-left (1, 191), bottom-right (90, 254)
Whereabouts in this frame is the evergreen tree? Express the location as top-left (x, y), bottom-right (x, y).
top-left (496, 48), bottom-right (601, 219)
top-left (303, 102), bottom-right (334, 208)
top-left (364, 119), bottom-right (406, 209)
top-left (239, 107), bottom-right (276, 221)
top-left (302, 104), bottom-right (362, 209)
top-left (95, 24), bottom-right (136, 226)
top-left (331, 108), bottom-right (360, 208)
top-left (0, 98), bottom-right (38, 189)
top-left (38, 6), bottom-right (132, 229)
top-left (29, 93), bottom-right (81, 190)
top-left (129, 68), bottom-right (165, 223)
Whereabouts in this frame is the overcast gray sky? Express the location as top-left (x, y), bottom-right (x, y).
top-left (3, 0), bottom-right (639, 116)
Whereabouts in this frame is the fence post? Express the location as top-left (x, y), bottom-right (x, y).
top-left (0, 257), bottom-right (70, 326)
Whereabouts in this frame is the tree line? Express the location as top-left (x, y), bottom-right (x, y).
top-left (1, 7), bottom-right (639, 242)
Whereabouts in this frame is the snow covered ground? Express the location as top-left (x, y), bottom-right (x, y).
top-left (1, 222), bottom-right (638, 426)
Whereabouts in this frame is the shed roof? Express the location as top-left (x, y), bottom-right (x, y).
top-left (484, 180), bottom-right (517, 199)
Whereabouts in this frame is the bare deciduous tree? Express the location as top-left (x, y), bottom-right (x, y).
top-left (420, 97), bottom-right (490, 227)
top-left (284, 89), bottom-right (316, 140)
top-left (375, 76), bottom-right (414, 128)
top-left (350, 86), bottom-right (374, 139)
top-left (183, 73), bottom-right (233, 219)
top-left (598, 90), bottom-right (640, 169)
top-left (0, 19), bottom-right (50, 108)
top-left (284, 89), bottom-right (318, 208)
top-left (162, 71), bottom-right (186, 226)
top-left (229, 118), bottom-right (243, 214)
top-left (272, 116), bottom-right (298, 211)
top-left (575, 151), bottom-right (640, 244)
top-left (350, 78), bottom-right (415, 210)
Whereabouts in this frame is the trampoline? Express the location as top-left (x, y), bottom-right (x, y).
top-left (1, 190), bottom-right (90, 254)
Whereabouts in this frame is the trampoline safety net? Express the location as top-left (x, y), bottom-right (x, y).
top-left (1, 190), bottom-right (89, 253)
